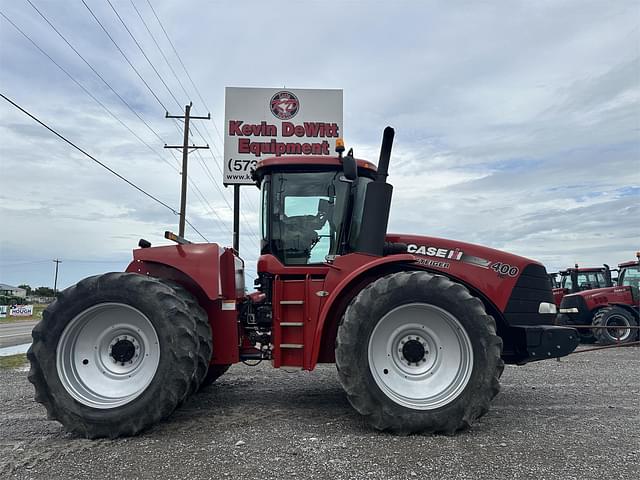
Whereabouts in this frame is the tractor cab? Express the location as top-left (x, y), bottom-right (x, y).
top-left (253, 155), bottom-right (377, 265)
top-left (617, 259), bottom-right (640, 301)
top-left (553, 264), bottom-right (613, 306)
top-left (559, 265), bottom-right (612, 292)
top-left (252, 130), bottom-right (399, 267)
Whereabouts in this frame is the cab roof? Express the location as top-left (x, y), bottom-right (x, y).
top-left (619, 260), bottom-right (640, 269)
top-left (255, 155), bottom-right (377, 172)
top-left (559, 267), bottom-right (608, 274)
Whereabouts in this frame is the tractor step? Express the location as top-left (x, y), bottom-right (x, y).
top-left (280, 322), bottom-right (304, 326)
top-left (280, 343), bottom-right (304, 349)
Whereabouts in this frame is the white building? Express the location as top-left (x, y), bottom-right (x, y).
top-left (0, 283), bottom-right (27, 298)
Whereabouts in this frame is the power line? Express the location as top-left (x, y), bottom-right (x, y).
top-left (183, 218), bottom-right (209, 242)
top-left (131, 8), bottom-right (261, 243)
top-left (24, 0), bottom-right (181, 169)
top-left (0, 91), bottom-right (209, 243)
top-left (0, 9), bottom-right (179, 174)
top-left (121, 1), bottom-right (260, 246)
top-left (145, 1), bottom-right (209, 116)
top-left (105, 0), bottom-right (182, 110)
top-left (128, 0), bottom-right (190, 100)
top-left (82, 0), bottom-right (229, 240)
top-left (145, 0), bottom-right (226, 149)
top-left (81, 0), bottom-right (169, 113)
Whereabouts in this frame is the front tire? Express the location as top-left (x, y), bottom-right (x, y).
top-left (335, 271), bottom-right (503, 434)
top-left (592, 306), bottom-right (638, 345)
top-left (27, 273), bottom-right (199, 438)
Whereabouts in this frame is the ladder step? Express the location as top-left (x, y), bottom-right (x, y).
top-left (280, 300), bottom-right (304, 305)
top-left (280, 322), bottom-right (304, 327)
top-left (280, 343), bottom-right (304, 349)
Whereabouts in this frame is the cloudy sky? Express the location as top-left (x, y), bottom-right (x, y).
top-left (0, 0), bottom-right (638, 290)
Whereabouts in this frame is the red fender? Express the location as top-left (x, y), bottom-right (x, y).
top-left (310, 253), bottom-right (415, 367)
top-left (126, 243), bottom-right (223, 300)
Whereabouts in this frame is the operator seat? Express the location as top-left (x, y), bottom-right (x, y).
top-left (280, 199), bottom-right (333, 265)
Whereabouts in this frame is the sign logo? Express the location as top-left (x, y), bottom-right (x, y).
top-left (270, 91), bottom-right (299, 120)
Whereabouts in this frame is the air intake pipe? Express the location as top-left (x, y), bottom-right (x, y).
top-left (355, 127), bottom-right (396, 256)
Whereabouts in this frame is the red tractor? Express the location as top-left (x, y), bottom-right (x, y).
top-left (557, 255), bottom-right (640, 344)
top-left (28, 128), bottom-right (578, 439)
top-left (552, 264), bottom-right (613, 307)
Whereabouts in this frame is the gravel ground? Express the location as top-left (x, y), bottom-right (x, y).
top-left (1, 347), bottom-right (638, 480)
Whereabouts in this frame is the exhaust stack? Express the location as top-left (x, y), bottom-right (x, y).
top-left (354, 127), bottom-right (395, 256)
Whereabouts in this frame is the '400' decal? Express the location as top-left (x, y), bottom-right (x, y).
top-left (490, 262), bottom-right (519, 277)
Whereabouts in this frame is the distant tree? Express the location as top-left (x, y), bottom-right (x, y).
top-left (18, 284), bottom-right (32, 295)
top-left (33, 286), bottom-right (55, 297)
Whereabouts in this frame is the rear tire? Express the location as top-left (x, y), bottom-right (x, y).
top-left (335, 271), bottom-right (503, 435)
top-left (159, 280), bottom-right (213, 395)
top-left (27, 273), bottom-right (199, 438)
top-left (592, 306), bottom-right (638, 345)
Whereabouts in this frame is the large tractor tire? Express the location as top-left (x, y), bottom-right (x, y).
top-left (159, 280), bottom-right (213, 395)
top-left (592, 306), bottom-right (638, 345)
top-left (335, 271), bottom-right (503, 435)
top-left (27, 273), bottom-right (202, 438)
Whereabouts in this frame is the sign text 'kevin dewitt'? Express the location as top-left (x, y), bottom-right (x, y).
top-left (228, 120), bottom-right (340, 157)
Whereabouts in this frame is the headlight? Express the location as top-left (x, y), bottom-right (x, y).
top-left (538, 302), bottom-right (557, 314)
top-left (559, 307), bottom-right (579, 314)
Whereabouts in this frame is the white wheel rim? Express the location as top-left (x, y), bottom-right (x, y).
top-left (56, 303), bottom-right (160, 409)
top-left (367, 303), bottom-right (474, 410)
top-left (603, 314), bottom-right (632, 341)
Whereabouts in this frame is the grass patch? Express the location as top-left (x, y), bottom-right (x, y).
top-left (0, 304), bottom-right (47, 324)
top-left (0, 353), bottom-right (28, 369)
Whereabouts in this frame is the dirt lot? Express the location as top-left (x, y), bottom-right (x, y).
top-left (1, 347), bottom-right (638, 480)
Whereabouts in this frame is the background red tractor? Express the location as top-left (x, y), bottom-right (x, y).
top-left (552, 264), bottom-right (613, 307)
top-left (28, 128), bottom-right (579, 439)
top-left (557, 255), bottom-right (640, 344)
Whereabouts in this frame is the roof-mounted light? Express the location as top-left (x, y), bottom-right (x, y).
top-left (335, 138), bottom-right (345, 158)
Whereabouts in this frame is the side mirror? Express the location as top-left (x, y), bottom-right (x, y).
top-left (341, 149), bottom-right (357, 181)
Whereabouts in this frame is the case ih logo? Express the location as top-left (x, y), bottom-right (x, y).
top-left (270, 91), bottom-right (299, 120)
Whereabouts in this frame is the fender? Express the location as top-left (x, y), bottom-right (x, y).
top-left (310, 253), bottom-right (415, 367)
top-left (608, 302), bottom-right (639, 318)
top-left (126, 243), bottom-right (223, 300)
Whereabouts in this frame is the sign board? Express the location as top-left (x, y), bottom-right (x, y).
top-left (9, 305), bottom-right (33, 317)
top-left (0, 306), bottom-right (7, 318)
top-left (223, 87), bottom-right (343, 185)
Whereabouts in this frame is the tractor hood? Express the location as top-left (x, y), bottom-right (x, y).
top-left (385, 233), bottom-right (550, 315)
top-left (386, 233), bottom-right (541, 270)
top-left (560, 285), bottom-right (634, 312)
top-left (572, 286), bottom-right (618, 299)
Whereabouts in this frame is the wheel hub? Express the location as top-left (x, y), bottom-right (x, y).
top-left (401, 338), bottom-right (428, 364)
top-left (109, 337), bottom-right (138, 364)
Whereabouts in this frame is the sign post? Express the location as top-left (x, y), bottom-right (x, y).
top-left (223, 87), bottom-right (343, 253)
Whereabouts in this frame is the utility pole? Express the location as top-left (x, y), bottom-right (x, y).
top-left (233, 186), bottom-right (240, 253)
top-left (165, 102), bottom-right (210, 237)
top-left (53, 259), bottom-right (61, 295)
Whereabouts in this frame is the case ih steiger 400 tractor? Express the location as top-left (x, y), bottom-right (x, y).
top-left (552, 264), bottom-right (613, 307)
top-left (28, 128), bottom-right (579, 439)
top-left (557, 255), bottom-right (640, 345)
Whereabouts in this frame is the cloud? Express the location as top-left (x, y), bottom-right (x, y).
top-left (0, 0), bottom-right (638, 289)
